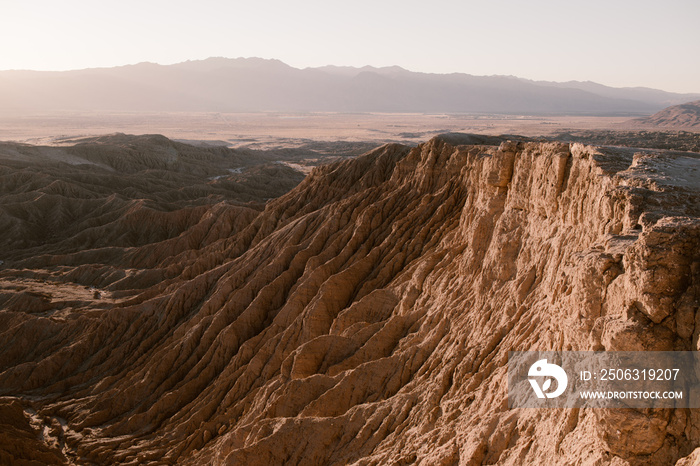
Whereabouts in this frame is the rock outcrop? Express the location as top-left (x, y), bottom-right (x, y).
top-left (0, 135), bottom-right (698, 465)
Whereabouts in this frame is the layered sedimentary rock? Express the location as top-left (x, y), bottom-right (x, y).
top-left (0, 135), bottom-right (698, 465)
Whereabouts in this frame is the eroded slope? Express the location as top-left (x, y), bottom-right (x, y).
top-left (0, 136), bottom-right (698, 465)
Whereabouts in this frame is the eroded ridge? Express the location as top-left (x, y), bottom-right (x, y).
top-left (0, 136), bottom-right (698, 465)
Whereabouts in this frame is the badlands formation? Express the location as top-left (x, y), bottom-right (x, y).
top-left (0, 133), bottom-right (699, 465)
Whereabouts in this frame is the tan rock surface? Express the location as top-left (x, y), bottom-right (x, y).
top-left (0, 135), bottom-right (698, 465)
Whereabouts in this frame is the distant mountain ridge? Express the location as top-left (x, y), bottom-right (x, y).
top-left (1, 57), bottom-right (698, 115)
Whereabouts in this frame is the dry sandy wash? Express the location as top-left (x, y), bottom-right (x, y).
top-left (0, 133), bottom-right (699, 465)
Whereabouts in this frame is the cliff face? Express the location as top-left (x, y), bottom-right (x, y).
top-left (0, 136), bottom-right (698, 465)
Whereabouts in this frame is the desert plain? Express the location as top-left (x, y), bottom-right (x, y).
top-left (0, 111), bottom-right (640, 148)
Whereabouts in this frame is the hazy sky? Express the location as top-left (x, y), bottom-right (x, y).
top-left (2, 0), bottom-right (699, 93)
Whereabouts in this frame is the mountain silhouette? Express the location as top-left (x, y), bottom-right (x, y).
top-left (2, 57), bottom-right (698, 115)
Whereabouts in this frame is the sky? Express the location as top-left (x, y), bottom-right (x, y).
top-left (1, 0), bottom-right (699, 93)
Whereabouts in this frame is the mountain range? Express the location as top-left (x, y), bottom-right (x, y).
top-left (1, 57), bottom-right (698, 115)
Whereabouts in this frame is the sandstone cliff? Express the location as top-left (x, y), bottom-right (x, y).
top-left (0, 135), bottom-right (698, 465)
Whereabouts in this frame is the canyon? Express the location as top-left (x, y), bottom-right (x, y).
top-left (0, 132), bottom-right (698, 465)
